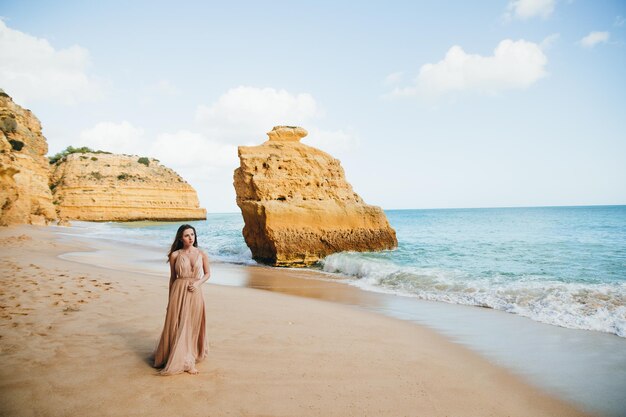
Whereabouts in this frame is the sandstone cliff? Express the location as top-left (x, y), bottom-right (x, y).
top-left (0, 90), bottom-right (57, 226)
top-left (234, 126), bottom-right (397, 266)
top-left (51, 153), bottom-right (206, 221)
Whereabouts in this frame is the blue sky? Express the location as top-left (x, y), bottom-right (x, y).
top-left (1, 0), bottom-right (624, 212)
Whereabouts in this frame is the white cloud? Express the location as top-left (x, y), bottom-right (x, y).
top-left (384, 71), bottom-right (404, 85)
top-left (195, 86), bottom-right (357, 157)
top-left (305, 128), bottom-right (360, 155)
top-left (151, 130), bottom-right (238, 169)
top-left (389, 39), bottom-right (547, 98)
top-left (580, 31), bottom-right (610, 48)
top-left (79, 121), bottom-right (145, 155)
top-left (79, 122), bottom-right (237, 170)
top-left (505, 0), bottom-right (555, 20)
top-left (195, 86), bottom-right (322, 143)
top-left (148, 79), bottom-right (180, 96)
top-left (0, 19), bottom-right (103, 105)
top-left (540, 33), bottom-right (560, 50)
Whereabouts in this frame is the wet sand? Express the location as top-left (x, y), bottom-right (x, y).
top-left (0, 225), bottom-right (591, 416)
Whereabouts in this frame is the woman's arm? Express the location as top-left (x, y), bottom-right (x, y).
top-left (168, 252), bottom-right (178, 294)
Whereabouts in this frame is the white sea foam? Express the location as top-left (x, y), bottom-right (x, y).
top-left (321, 252), bottom-right (626, 337)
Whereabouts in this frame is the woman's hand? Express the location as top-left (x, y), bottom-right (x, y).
top-left (187, 281), bottom-right (201, 292)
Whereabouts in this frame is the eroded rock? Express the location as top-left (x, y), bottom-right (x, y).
top-left (0, 90), bottom-right (57, 226)
top-left (234, 126), bottom-right (397, 266)
top-left (50, 153), bottom-right (206, 221)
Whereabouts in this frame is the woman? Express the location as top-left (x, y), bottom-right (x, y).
top-left (154, 224), bottom-right (210, 375)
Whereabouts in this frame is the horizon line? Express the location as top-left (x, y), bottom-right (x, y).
top-left (203, 203), bottom-right (626, 216)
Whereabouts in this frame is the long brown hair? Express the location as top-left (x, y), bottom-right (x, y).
top-left (167, 224), bottom-right (198, 261)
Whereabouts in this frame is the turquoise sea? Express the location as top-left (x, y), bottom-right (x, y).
top-left (77, 205), bottom-right (626, 338)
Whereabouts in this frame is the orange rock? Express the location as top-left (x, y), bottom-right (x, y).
top-left (0, 90), bottom-right (57, 226)
top-left (50, 153), bottom-right (206, 222)
top-left (234, 126), bottom-right (397, 266)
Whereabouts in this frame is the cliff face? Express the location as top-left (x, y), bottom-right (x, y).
top-left (0, 91), bottom-right (57, 226)
top-left (51, 153), bottom-right (206, 221)
top-left (234, 126), bottom-right (397, 266)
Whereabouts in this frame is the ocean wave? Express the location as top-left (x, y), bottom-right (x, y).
top-left (204, 241), bottom-right (256, 265)
top-left (320, 252), bottom-right (626, 338)
top-left (70, 221), bottom-right (256, 265)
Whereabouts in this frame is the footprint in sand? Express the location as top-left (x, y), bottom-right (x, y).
top-left (1, 343), bottom-right (18, 353)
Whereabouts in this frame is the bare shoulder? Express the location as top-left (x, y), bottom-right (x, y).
top-left (169, 250), bottom-right (180, 262)
top-left (199, 250), bottom-right (210, 262)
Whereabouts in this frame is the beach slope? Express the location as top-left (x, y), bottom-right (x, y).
top-left (0, 226), bottom-right (590, 416)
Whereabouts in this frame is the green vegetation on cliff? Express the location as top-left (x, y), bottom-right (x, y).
top-left (49, 146), bottom-right (111, 164)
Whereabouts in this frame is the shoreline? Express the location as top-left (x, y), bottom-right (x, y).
top-left (0, 224), bottom-right (597, 416)
top-left (56, 223), bottom-right (626, 416)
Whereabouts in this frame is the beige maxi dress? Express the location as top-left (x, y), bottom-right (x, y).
top-left (154, 250), bottom-right (209, 375)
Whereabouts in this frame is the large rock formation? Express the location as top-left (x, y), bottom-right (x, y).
top-left (234, 126), bottom-right (397, 266)
top-left (50, 153), bottom-right (206, 221)
top-left (0, 90), bottom-right (57, 226)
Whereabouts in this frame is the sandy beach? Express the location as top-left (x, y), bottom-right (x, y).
top-left (0, 225), bottom-right (592, 417)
